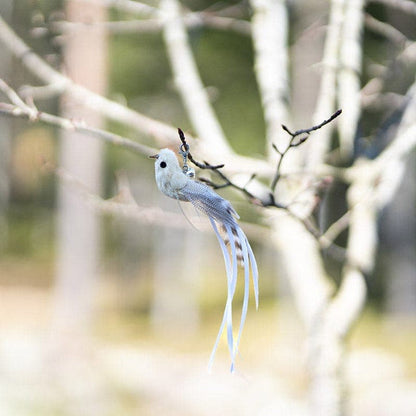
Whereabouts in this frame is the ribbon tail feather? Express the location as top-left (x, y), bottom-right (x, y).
top-left (208, 217), bottom-right (235, 372)
top-left (233, 227), bottom-right (250, 362)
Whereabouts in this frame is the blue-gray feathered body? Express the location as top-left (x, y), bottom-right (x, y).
top-left (178, 180), bottom-right (240, 226)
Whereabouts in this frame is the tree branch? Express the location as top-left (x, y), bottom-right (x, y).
top-left (368, 0), bottom-right (416, 16)
top-left (364, 13), bottom-right (409, 46)
top-left (177, 128), bottom-right (224, 170)
top-left (0, 14), bottom-right (273, 176)
top-left (337, 0), bottom-right (365, 158)
top-left (306, 0), bottom-right (346, 168)
top-left (35, 11), bottom-right (251, 37)
top-left (76, 0), bottom-right (159, 17)
top-left (271, 109), bottom-right (342, 192)
top-left (249, 0), bottom-right (290, 157)
top-left (161, 0), bottom-right (232, 156)
top-left (0, 79), bottom-right (156, 157)
top-left (0, 14), bottom-right (178, 145)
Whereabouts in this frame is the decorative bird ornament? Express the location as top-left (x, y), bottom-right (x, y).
top-left (150, 147), bottom-right (258, 372)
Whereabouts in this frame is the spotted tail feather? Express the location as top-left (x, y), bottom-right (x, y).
top-left (207, 218), bottom-right (258, 372)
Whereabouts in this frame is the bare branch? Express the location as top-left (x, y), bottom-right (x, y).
top-left (306, 0), bottom-right (346, 168)
top-left (0, 14), bottom-right (179, 145)
top-left (322, 80), bottom-right (416, 353)
top-left (75, 0), bottom-right (159, 17)
top-left (337, 0), bottom-right (365, 158)
top-left (361, 42), bottom-right (416, 108)
top-left (52, 163), bottom-right (193, 229)
top-left (37, 12), bottom-right (250, 37)
top-left (364, 13), bottom-right (409, 46)
top-left (0, 15), bottom-right (274, 176)
top-left (195, 13), bottom-right (250, 35)
top-left (177, 128), bottom-right (224, 170)
top-left (48, 19), bottom-right (164, 35)
top-left (200, 170), bottom-right (265, 206)
top-left (368, 0), bottom-right (416, 16)
top-left (174, 124), bottom-right (348, 260)
top-left (249, 0), bottom-right (290, 155)
top-left (373, 81), bottom-right (416, 206)
top-left (271, 109), bottom-right (342, 192)
top-left (0, 78), bottom-right (38, 119)
top-left (0, 79), bottom-right (156, 156)
top-left (161, 0), bottom-right (232, 156)
top-left (49, 161), bottom-right (269, 242)
top-left (319, 210), bottom-right (351, 249)
top-left (283, 109), bottom-right (343, 138)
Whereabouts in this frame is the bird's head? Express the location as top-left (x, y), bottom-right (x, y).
top-left (149, 148), bottom-right (182, 183)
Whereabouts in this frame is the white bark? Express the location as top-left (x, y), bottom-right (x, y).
top-left (0, 13), bottom-right (177, 145)
top-left (269, 214), bottom-right (333, 327)
top-left (250, 0), bottom-right (290, 156)
top-left (337, 0), bottom-right (365, 158)
top-left (0, 14), bottom-right (275, 175)
top-left (376, 81), bottom-right (416, 316)
top-left (160, 0), bottom-right (232, 156)
top-left (307, 79), bottom-right (416, 416)
top-left (1, 1), bottom-right (415, 415)
top-left (307, 0), bottom-right (346, 168)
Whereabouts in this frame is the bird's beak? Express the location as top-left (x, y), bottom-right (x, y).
top-left (149, 154), bottom-right (159, 159)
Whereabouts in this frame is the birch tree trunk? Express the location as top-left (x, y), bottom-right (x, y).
top-left (384, 156), bottom-right (416, 316)
top-left (54, 0), bottom-right (107, 333)
top-left (0, 0), bottom-right (13, 251)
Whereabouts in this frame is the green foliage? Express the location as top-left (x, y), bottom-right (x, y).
top-left (193, 29), bottom-right (265, 155)
top-left (110, 33), bottom-right (171, 97)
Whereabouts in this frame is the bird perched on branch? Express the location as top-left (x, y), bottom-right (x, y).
top-left (150, 147), bottom-right (258, 372)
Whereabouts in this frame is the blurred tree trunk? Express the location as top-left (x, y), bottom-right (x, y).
top-left (384, 155), bottom-right (416, 316)
top-left (54, 0), bottom-right (107, 333)
top-left (0, 0), bottom-right (13, 251)
top-left (381, 1), bottom-right (416, 319)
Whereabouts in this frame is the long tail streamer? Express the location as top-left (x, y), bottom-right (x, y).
top-left (208, 217), bottom-right (258, 372)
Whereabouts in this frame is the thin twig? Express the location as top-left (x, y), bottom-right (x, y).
top-left (361, 41), bottom-right (416, 108)
top-left (77, 0), bottom-right (158, 16)
top-left (0, 15), bottom-right (272, 175)
top-left (282, 109), bottom-right (342, 138)
top-left (177, 128), bottom-right (224, 170)
top-left (200, 170), bottom-right (264, 206)
top-left (271, 109), bottom-right (342, 191)
top-left (368, 0), bottom-right (416, 16)
top-left (364, 13), bottom-right (408, 46)
top-left (0, 102), bottom-right (155, 156)
top-left (319, 210), bottom-right (351, 248)
top-left (0, 14), bottom-right (180, 146)
top-left (0, 79), bottom-right (156, 156)
top-left (175, 110), bottom-right (344, 258)
top-left (0, 78), bottom-right (38, 119)
top-left (48, 160), bottom-right (269, 242)
top-left (37, 12), bottom-right (251, 37)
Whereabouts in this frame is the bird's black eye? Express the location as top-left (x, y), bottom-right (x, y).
top-left (160, 161), bottom-right (167, 168)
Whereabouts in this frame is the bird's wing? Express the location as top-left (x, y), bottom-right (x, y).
top-left (178, 180), bottom-right (239, 225)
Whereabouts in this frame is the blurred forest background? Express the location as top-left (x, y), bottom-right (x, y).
top-left (0, 0), bottom-right (415, 415)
